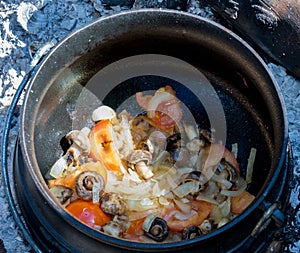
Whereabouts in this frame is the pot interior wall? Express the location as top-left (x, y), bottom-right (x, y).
top-left (31, 18), bottom-right (283, 198)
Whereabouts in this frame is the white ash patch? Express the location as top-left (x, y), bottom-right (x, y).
top-left (0, 0), bottom-right (299, 252)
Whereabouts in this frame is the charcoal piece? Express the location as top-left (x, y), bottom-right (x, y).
top-left (166, 0), bottom-right (187, 10)
top-left (133, 0), bottom-right (167, 9)
top-left (0, 239), bottom-right (6, 253)
top-left (134, 0), bottom-right (187, 10)
top-left (101, 0), bottom-right (135, 7)
top-left (60, 18), bottom-right (77, 31)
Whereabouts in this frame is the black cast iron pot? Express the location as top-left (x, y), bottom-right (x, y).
top-left (7, 9), bottom-right (290, 253)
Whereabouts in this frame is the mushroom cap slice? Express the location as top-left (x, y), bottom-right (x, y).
top-left (75, 170), bottom-right (105, 201)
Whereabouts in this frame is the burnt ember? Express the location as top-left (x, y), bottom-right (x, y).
top-left (0, 0), bottom-right (299, 252)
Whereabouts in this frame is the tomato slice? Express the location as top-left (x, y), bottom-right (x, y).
top-left (231, 191), bottom-right (255, 214)
top-left (202, 143), bottom-right (240, 174)
top-left (152, 98), bottom-right (183, 131)
top-left (89, 119), bottom-right (121, 172)
top-left (66, 200), bottom-right (111, 227)
top-left (136, 86), bottom-right (183, 132)
top-left (125, 218), bottom-right (145, 236)
top-left (163, 200), bottom-right (212, 232)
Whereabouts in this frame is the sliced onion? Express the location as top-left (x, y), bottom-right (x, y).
top-left (211, 174), bottom-right (232, 189)
top-left (152, 151), bottom-right (169, 169)
top-left (196, 194), bottom-right (219, 205)
top-left (220, 177), bottom-right (247, 197)
top-left (177, 167), bottom-right (194, 177)
top-left (219, 198), bottom-right (231, 217)
top-left (174, 210), bottom-right (197, 220)
top-left (147, 91), bottom-right (174, 118)
top-left (120, 114), bottom-right (135, 157)
top-left (172, 181), bottom-right (200, 198)
top-left (231, 143), bottom-right (238, 158)
top-left (127, 198), bottom-right (157, 211)
top-left (111, 180), bottom-right (152, 198)
top-left (174, 199), bottom-right (191, 213)
top-left (246, 148), bottom-right (256, 184)
top-left (158, 196), bottom-right (170, 206)
top-left (128, 209), bottom-right (157, 221)
top-left (166, 174), bottom-right (178, 189)
top-left (49, 156), bottom-right (68, 178)
top-left (183, 124), bottom-right (198, 141)
top-left (92, 181), bottom-right (101, 204)
top-left (210, 205), bottom-right (223, 224)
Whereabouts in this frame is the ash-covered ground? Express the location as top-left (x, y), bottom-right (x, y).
top-left (0, 0), bottom-right (299, 252)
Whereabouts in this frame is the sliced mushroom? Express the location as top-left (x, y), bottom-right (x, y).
top-left (182, 225), bottom-right (202, 240)
top-left (165, 133), bottom-right (193, 167)
top-left (60, 135), bottom-right (72, 154)
top-left (66, 130), bottom-right (90, 156)
top-left (92, 105), bottom-right (116, 122)
top-left (143, 215), bottom-right (168, 242)
top-left (199, 219), bottom-right (212, 234)
top-left (199, 128), bottom-right (215, 145)
top-left (183, 124), bottom-right (198, 141)
top-left (50, 186), bottom-right (73, 206)
top-left (217, 161), bottom-right (238, 183)
top-left (186, 138), bottom-right (204, 152)
top-left (137, 139), bottom-right (154, 154)
top-left (100, 192), bottom-right (126, 216)
top-left (166, 133), bottom-right (181, 155)
top-left (49, 130), bottom-right (90, 179)
top-left (127, 150), bottom-right (153, 180)
top-left (102, 221), bottom-right (124, 238)
top-left (181, 171), bottom-right (207, 189)
top-left (75, 171), bottom-right (105, 201)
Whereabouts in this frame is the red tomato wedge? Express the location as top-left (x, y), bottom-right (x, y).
top-left (125, 218), bottom-right (145, 236)
top-left (136, 86), bottom-right (183, 132)
top-left (231, 191), bottom-right (255, 214)
top-left (66, 200), bottom-right (111, 227)
top-left (89, 119), bottom-right (121, 172)
top-left (152, 98), bottom-right (183, 131)
top-left (202, 143), bottom-right (240, 174)
top-left (163, 200), bottom-right (212, 232)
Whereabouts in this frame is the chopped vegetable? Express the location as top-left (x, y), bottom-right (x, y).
top-left (172, 181), bottom-right (200, 198)
top-left (136, 85), bottom-right (182, 132)
top-left (231, 191), bottom-right (255, 214)
top-left (48, 162), bottom-right (107, 189)
top-left (202, 143), bottom-right (240, 173)
top-left (66, 200), bottom-right (111, 227)
top-left (163, 200), bottom-right (212, 232)
top-left (246, 148), bottom-right (257, 184)
top-left (47, 85), bottom-right (257, 243)
top-left (231, 143), bottom-right (238, 158)
top-left (89, 119), bottom-right (121, 172)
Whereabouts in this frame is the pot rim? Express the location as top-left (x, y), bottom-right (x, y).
top-left (19, 9), bottom-right (289, 250)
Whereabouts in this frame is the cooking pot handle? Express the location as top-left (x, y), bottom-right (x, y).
top-left (28, 41), bottom-right (55, 69)
top-left (233, 202), bottom-right (285, 253)
top-left (252, 202), bottom-right (284, 236)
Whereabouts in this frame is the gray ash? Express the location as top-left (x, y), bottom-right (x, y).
top-left (0, 0), bottom-right (299, 252)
